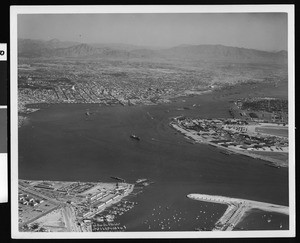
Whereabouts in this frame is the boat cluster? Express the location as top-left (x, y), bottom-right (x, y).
top-left (108, 200), bottom-right (136, 216)
top-left (143, 206), bottom-right (188, 231)
top-left (142, 202), bottom-right (224, 231)
top-left (92, 201), bottom-right (136, 232)
top-left (92, 222), bottom-right (126, 232)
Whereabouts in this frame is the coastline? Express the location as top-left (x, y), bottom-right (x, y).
top-left (170, 122), bottom-right (288, 168)
top-left (17, 92), bottom-right (290, 232)
top-left (19, 179), bottom-right (135, 232)
top-left (17, 91), bottom-right (215, 128)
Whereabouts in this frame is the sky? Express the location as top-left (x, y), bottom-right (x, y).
top-left (18, 13), bottom-right (288, 51)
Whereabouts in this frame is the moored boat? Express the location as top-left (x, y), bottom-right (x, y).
top-left (130, 134), bottom-right (140, 141)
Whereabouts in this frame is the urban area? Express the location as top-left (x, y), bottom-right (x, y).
top-left (17, 56), bottom-right (286, 127)
top-left (18, 178), bottom-right (151, 232)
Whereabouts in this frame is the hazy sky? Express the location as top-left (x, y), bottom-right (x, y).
top-left (18, 13), bottom-right (287, 51)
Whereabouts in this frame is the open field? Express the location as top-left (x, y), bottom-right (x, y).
top-left (33, 207), bottom-right (67, 232)
top-left (255, 126), bottom-right (288, 137)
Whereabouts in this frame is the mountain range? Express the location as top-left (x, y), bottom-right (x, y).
top-left (18, 38), bottom-right (287, 64)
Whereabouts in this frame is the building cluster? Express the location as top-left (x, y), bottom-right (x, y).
top-left (233, 97), bottom-right (288, 124)
top-left (17, 56), bottom-right (288, 128)
top-left (239, 97), bottom-right (288, 113)
top-left (19, 192), bottom-right (44, 207)
top-left (19, 179), bottom-right (135, 232)
top-left (80, 187), bottom-right (127, 219)
top-left (175, 117), bottom-right (288, 153)
top-left (17, 58), bottom-right (219, 116)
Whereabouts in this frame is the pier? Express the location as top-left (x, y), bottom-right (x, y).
top-left (187, 193), bottom-right (289, 231)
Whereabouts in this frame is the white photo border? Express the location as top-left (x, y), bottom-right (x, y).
top-left (10, 4), bottom-right (295, 239)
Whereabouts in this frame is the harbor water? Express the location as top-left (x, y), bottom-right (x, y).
top-left (18, 93), bottom-right (289, 231)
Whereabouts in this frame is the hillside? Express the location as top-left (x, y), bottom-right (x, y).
top-left (160, 44), bottom-right (287, 63)
top-left (18, 38), bottom-right (287, 64)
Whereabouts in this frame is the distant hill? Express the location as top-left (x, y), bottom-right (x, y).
top-left (18, 38), bottom-right (81, 58)
top-left (89, 43), bottom-right (156, 51)
top-left (53, 43), bottom-right (100, 57)
top-left (18, 38), bottom-right (287, 64)
top-left (46, 38), bottom-right (80, 49)
top-left (160, 44), bottom-right (287, 63)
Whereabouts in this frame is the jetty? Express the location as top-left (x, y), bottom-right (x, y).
top-left (187, 193), bottom-right (289, 231)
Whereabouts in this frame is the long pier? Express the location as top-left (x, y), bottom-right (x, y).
top-left (187, 193), bottom-right (289, 231)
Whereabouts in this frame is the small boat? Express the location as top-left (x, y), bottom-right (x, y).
top-left (130, 134), bottom-right (140, 141)
top-left (110, 176), bottom-right (125, 182)
top-left (136, 179), bottom-right (147, 183)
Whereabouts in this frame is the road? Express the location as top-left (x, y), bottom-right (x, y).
top-left (62, 205), bottom-right (82, 232)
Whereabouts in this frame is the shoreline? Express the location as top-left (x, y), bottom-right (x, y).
top-left (187, 193), bottom-right (288, 231)
top-left (17, 98), bottom-right (289, 232)
top-left (19, 179), bottom-right (135, 232)
top-left (17, 91), bottom-right (217, 128)
top-left (170, 122), bottom-right (288, 168)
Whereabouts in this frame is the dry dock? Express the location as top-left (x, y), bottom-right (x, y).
top-left (187, 194), bottom-right (288, 231)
